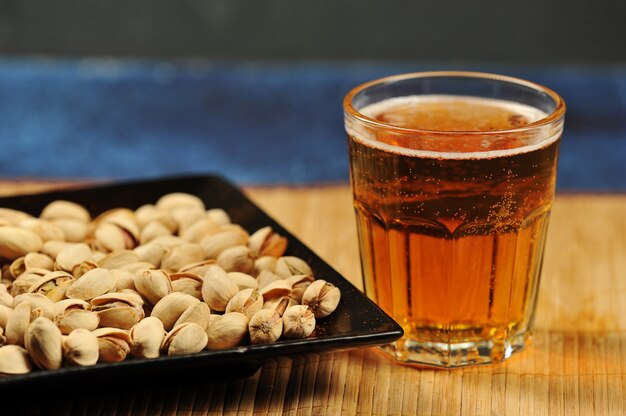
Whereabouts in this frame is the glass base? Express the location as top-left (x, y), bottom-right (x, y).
top-left (379, 331), bottom-right (530, 368)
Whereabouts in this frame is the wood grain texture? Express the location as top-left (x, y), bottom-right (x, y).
top-left (0, 180), bottom-right (625, 415)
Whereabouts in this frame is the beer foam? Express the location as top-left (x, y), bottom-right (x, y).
top-left (348, 95), bottom-right (559, 160)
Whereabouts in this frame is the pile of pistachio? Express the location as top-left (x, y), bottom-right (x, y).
top-left (0, 193), bottom-right (341, 376)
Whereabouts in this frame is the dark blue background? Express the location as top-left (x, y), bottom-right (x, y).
top-left (0, 59), bottom-right (624, 190)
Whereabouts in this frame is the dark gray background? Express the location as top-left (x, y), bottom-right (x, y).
top-left (0, 0), bottom-right (624, 63)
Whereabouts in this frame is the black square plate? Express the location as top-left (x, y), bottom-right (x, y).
top-left (0, 175), bottom-right (403, 391)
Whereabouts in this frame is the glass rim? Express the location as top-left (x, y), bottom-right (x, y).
top-left (343, 71), bottom-right (566, 135)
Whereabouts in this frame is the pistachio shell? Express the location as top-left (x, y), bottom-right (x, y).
top-left (13, 293), bottom-right (57, 320)
top-left (200, 230), bottom-right (248, 259)
top-left (10, 273), bottom-right (43, 296)
top-left (111, 269), bottom-right (137, 291)
top-left (10, 253), bottom-right (55, 278)
top-left (180, 219), bottom-right (219, 243)
top-left (151, 292), bottom-right (200, 330)
top-left (228, 272), bottom-right (258, 291)
top-left (40, 200), bottom-right (90, 223)
top-left (133, 242), bottom-right (167, 267)
top-left (160, 243), bottom-right (205, 273)
top-left (301, 280), bottom-right (341, 318)
top-left (162, 322), bottom-right (208, 356)
top-left (18, 218), bottom-right (65, 242)
top-left (0, 304), bottom-right (11, 329)
top-left (65, 268), bottom-right (116, 301)
top-left (249, 308), bottom-right (283, 344)
top-left (63, 328), bottom-right (99, 366)
top-left (55, 298), bottom-right (90, 314)
top-left (155, 193), bottom-right (205, 212)
top-left (226, 288), bottom-right (263, 320)
top-left (174, 302), bottom-right (210, 331)
top-left (55, 243), bottom-right (93, 273)
top-left (72, 261), bottom-right (98, 278)
top-left (50, 219), bottom-right (89, 242)
top-left (274, 256), bottom-right (313, 278)
top-left (170, 272), bottom-right (203, 299)
top-left (91, 292), bottom-right (145, 330)
top-left (27, 271), bottom-right (74, 302)
top-left (205, 312), bottom-right (249, 350)
top-left (129, 317), bottom-right (165, 359)
top-left (25, 317), bottom-right (63, 370)
top-left (55, 309), bottom-right (100, 334)
top-left (282, 305), bottom-right (316, 339)
top-left (0, 345), bottom-right (32, 374)
top-left (92, 222), bottom-right (132, 253)
top-left (149, 235), bottom-right (186, 250)
top-left (93, 327), bottom-right (131, 362)
top-left (257, 270), bottom-right (282, 290)
top-left (97, 250), bottom-right (141, 270)
top-left (0, 227), bottom-right (43, 261)
top-left (134, 269), bottom-right (172, 305)
top-left (0, 291), bottom-right (13, 308)
top-left (259, 280), bottom-right (292, 300)
top-left (201, 265), bottom-right (239, 312)
top-left (206, 209), bottom-right (231, 226)
top-left (0, 208), bottom-right (32, 225)
top-left (41, 240), bottom-right (75, 260)
top-left (139, 221), bottom-right (172, 245)
top-left (248, 226), bottom-right (288, 258)
top-left (135, 204), bottom-right (177, 233)
top-left (5, 301), bottom-right (35, 346)
top-left (172, 206), bottom-right (207, 234)
top-left (117, 261), bottom-right (156, 274)
top-left (252, 256), bottom-right (277, 276)
top-left (216, 245), bottom-right (254, 273)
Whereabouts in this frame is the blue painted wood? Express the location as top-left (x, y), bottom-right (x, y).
top-left (0, 59), bottom-right (624, 190)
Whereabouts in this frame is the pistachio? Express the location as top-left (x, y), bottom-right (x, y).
top-left (160, 243), bottom-right (204, 272)
top-left (259, 279), bottom-right (292, 300)
top-left (50, 219), bottom-right (89, 243)
top-left (19, 218), bottom-right (65, 242)
top-left (65, 268), bottom-right (116, 301)
top-left (0, 291), bottom-right (12, 308)
top-left (117, 261), bottom-right (156, 274)
top-left (72, 261), bottom-right (99, 278)
top-left (13, 293), bottom-right (57, 320)
top-left (139, 221), bottom-right (171, 245)
top-left (27, 271), bottom-right (74, 302)
top-left (41, 240), bottom-right (75, 260)
top-left (206, 208), bottom-right (231, 226)
top-left (257, 270), bottom-right (282, 290)
top-left (286, 274), bottom-right (314, 303)
top-left (151, 292), bottom-right (200, 330)
top-left (55, 307), bottom-right (100, 335)
top-left (201, 265), bottom-right (239, 312)
top-left (40, 200), bottom-right (90, 223)
top-left (91, 292), bottom-right (145, 330)
top-left (301, 280), bottom-right (341, 318)
top-left (180, 218), bottom-right (219, 243)
top-left (133, 241), bottom-right (166, 267)
top-left (248, 305), bottom-right (285, 345)
top-left (10, 272), bottom-right (44, 296)
top-left (0, 207), bottom-right (32, 225)
top-left (55, 243), bottom-right (93, 273)
top-left (63, 328), bottom-right (99, 366)
top-left (248, 226), bottom-right (288, 258)
top-left (155, 193), bottom-right (205, 212)
top-left (97, 250), bottom-right (141, 270)
top-left (134, 269), bottom-right (172, 305)
top-left (0, 305), bottom-right (11, 329)
top-left (263, 295), bottom-right (298, 311)
top-left (161, 322), bottom-right (207, 356)
top-left (0, 327), bottom-right (5, 347)
top-left (170, 272), bottom-right (203, 299)
top-left (150, 235), bottom-right (186, 250)
top-left (25, 317), bottom-right (63, 370)
top-left (5, 301), bottom-right (37, 346)
top-left (225, 288), bottom-right (263, 320)
top-left (0, 227), bottom-right (43, 261)
top-left (135, 204), bottom-right (177, 233)
top-left (178, 259), bottom-right (215, 276)
top-left (217, 245), bottom-right (254, 274)
top-left (0, 345), bottom-right (32, 375)
top-left (252, 256), bottom-right (277, 276)
top-left (275, 256), bottom-right (313, 278)
top-left (92, 222), bottom-right (135, 253)
top-left (10, 253), bottom-right (54, 279)
top-left (93, 327), bottom-right (131, 363)
top-left (228, 272), bottom-right (258, 291)
top-left (205, 312), bottom-right (249, 350)
top-left (129, 317), bottom-right (165, 359)
top-left (200, 230), bottom-right (248, 259)
top-left (171, 206), bottom-right (207, 234)
top-left (174, 302), bottom-right (210, 331)
top-left (282, 305), bottom-right (316, 339)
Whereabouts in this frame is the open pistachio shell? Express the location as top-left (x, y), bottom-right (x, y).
top-left (18, 218), bottom-right (65, 242)
top-left (55, 308), bottom-right (100, 335)
top-left (248, 226), bottom-right (288, 258)
top-left (174, 302), bottom-right (210, 331)
top-left (201, 265), bottom-right (239, 312)
top-left (97, 250), bottom-right (141, 270)
top-left (151, 292), bottom-right (200, 330)
top-left (93, 327), bottom-right (131, 363)
top-left (134, 269), bottom-right (172, 305)
top-left (170, 272), bottom-right (203, 299)
top-left (27, 271), bottom-right (74, 302)
top-left (160, 243), bottom-right (204, 273)
top-left (274, 256), bottom-right (313, 278)
top-left (0, 227), bottom-right (43, 261)
top-left (205, 312), bottom-right (249, 350)
top-left (13, 293), bottom-right (57, 320)
top-left (200, 230), bottom-right (248, 260)
top-left (162, 322), bottom-right (208, 356)
top-left (54, 243), bottom-right (93, 273)
top-left (216, 245), bottom-right (254, 274)
top-left (91, 292), bottom-right (145, 330)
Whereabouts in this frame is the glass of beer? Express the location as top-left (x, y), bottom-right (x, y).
top-left (343, 71), bottom-right (565, 367)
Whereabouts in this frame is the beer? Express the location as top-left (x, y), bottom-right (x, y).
top-left (347, 95), bottom-right (561, 366)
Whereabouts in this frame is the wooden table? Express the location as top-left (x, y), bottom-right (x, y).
top-left (1, 181), bottom-right (625, 415)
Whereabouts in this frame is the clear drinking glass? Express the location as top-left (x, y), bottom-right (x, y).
top-left (343, 71), bottom-right (565, 367)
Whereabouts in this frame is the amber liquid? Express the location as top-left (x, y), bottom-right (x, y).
top-left (348, 96), bottom-right (560, 365)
